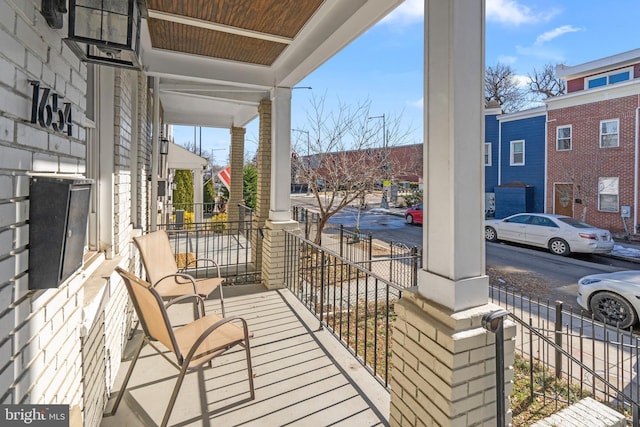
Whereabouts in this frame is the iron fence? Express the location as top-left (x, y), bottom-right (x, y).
top-left (282, 212), bottom-right (640, 422)
top-left (292, 206), bottom-right (421, 287)
top-left (156, 204), bottom-right (260, 284)
top-left (491, 284), bottom-right (640, 425)
top-left (283, 229), bottom-right (403, 388)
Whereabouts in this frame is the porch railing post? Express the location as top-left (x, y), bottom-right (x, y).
top-left (482, 309), bottom-right (510, 427)
top-left (319, 250), bottom-right (325, 330)
top-left (555, 301), bottom-right (563, 379)
top-left (411, 246), bottom-right (418, 287)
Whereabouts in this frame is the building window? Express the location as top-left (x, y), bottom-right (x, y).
top-left (510, 140), bottom-right (524, 165)
top-left (484, 142), bottom-right (491, 166)
top-left (600, 119), bottom-right (619, 148)
top-left (598, 177), bottom-right (619, 212)
top-left (586, 67), bottom-right (632, 89)
top-left (587, 76), bottom-right (607, 89)
top-left (556, 125), bottom-right (572, 151)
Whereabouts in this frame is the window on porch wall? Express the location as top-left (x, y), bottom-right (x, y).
top-left (86, 64), bottom-right (98, 252)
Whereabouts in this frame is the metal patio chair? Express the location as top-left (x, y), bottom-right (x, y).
top-left (134, 229), bottom-right (225, 316)
top-left (110, 267), bottom-right (254, 427)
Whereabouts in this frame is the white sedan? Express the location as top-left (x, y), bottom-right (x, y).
top-left (577, 270), bottom-right (640, 329)
top-left (485, 213), bottom-right (614, 256)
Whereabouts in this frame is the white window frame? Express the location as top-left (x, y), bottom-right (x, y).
top-left (585, 66), bottom-right (633, 90)
top-left (510, 140), bottom-right (525, 166)
top-left (598, 177), bottom-right (619, 212)
top-left (599, 119), bottom-right (619, 148)
top-left (484, 142), bottom-right (491, 166)
top-left (556, 125), bottom-right (572, 151)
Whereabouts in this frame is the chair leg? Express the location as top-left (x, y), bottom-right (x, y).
top-left (219, 285), bottom-right (225, 317)
top-left (161, 364), bottom-right (190, 427)
top-left (109, 336), bottom-right (147, 415)
top-left (243, 328), bottom-right (255, 400)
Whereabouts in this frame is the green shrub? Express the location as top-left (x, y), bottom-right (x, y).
top-left (210, 212), bottom-right (227, 233)
top-left (403, 190), bottom-right (423, 207)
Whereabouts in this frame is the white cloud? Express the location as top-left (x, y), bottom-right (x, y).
top-left (498, 55), bottom-right (518, 64)
top-left (515, 44), bottom-right (566, 64)
top-left (486, 0), bottom-right (558, 25)
top-left (513, 74), bottom-right (531, 88)
top-left (383, 0), bottom-right (423, 25)
top-left (408, 98), bottom-right (423, 109)
top-left (534, 25), bottom-right (581, 46)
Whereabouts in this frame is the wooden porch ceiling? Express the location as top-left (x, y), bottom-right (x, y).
top-left (139, 0), bottom-right (403, 128)
top-left (146, 0), bottom-right (324, 66)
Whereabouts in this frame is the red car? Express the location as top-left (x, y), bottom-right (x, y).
top-left (404, 203), bottom-right (423, 225)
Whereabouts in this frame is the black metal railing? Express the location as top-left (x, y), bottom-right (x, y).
top-left (283, 230), bottom-right (403, 388)
top-left (292, 206), bottom-right (421, 288)
top-left (491, 284), bottom-right (640, 425)
top-left (156, 204), bottom-right (260, 284)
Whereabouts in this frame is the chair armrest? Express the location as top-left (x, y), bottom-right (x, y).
top-left (181, 257), bottom-right (221, 278)
top-left (153, 273), bottom-right (199, 294)
top-left (165, 293), bottom-right (206, 318)
top-left (185, 316), bottom-right (251, 364)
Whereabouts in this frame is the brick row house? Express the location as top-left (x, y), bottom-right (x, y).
top-left (547, 49), bottom-right (640, 236)
top-left (485, 48), bottom-right (640, 238)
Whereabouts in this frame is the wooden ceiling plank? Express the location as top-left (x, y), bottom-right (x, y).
top-left (148, 9), bottom-right (293, 45)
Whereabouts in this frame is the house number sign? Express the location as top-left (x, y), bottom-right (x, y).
top-left (29, 80), bottom-right (72, 136)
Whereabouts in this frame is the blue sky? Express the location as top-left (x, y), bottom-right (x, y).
top-left (173, 0), bottom-right (640, 166)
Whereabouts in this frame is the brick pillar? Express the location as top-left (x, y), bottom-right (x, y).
top-left (390, 291), bottom-right (515, 426)
top-left (227, 126), bottom-right (245, 231)
top-left (252, 99), bottom-right (272, 273)
top-left (262, 219), bottom-right (299, 289)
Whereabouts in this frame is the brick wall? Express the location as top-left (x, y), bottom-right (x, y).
top-left (390, 291), bottom-right (516, 426)
top-left (0, 0), bottom-right (88, 410)
top-left (0, 2), bottom-right (150, 426)
top-left (547, 95), bottom-right (639, 233)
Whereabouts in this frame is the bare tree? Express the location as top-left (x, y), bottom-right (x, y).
top-left (292, 95), bottom-right (414, 244)
top-left (558, 151), bottom-right (599, 222)
top-left (485, 63), bottom-right (528, 113)
top-left (528, 63), bottom-right (566, 100)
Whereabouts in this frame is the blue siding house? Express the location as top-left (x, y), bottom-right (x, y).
top-left (494, 107), bottom-right (547, 218)
top-left (484, 103), bottom-right (501, 216)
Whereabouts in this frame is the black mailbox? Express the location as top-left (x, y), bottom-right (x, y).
top-left (29, 176), bottom-right (92, 289)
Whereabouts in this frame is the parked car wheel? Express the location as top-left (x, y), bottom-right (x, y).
top-left (589, 291), bottom-right (638, 329)
top-left (548, 238), bottom-right (570, 256)
top-left (485, 226), bottom-right (498, 242)
top-left (405, 214), bottom-right (414, 224)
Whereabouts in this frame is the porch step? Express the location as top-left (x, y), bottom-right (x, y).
top-left (531, 397), bottom-right (625, 427)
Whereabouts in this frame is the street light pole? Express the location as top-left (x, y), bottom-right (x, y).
top-left (292, 128), bottom-right (311, 194)
top-left (368, 114), bottom-right (386, 149)
top-left (292, 128), bottom-right (310, 157)
top-left (368, 114), bottom-right (388, 206)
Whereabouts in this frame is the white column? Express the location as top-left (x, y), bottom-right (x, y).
top-left (193, 168), bottom-right (204, 224)
top-left (151, 77), bottom-right (159, 231)
top-left (269, 87), bottom-right (292, 222)
top-left (97, 66), bottom-right (115, 258)
top-left (419, 0), bottom-right (488, 311)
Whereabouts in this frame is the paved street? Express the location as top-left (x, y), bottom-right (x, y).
top-left (292, 192), bottom-right (640, 262)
